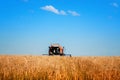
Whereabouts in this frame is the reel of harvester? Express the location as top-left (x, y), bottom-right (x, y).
top-left (43, 44), bottom-right (71, 57)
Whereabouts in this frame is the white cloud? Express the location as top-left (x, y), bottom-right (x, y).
top-left (41, 5), bottom-right (80, 16)
top-left (68, 10), bottom-right (80, 16)
top-left (41, 5), bottom-right (59, 14)
top-left (112, 2), bottom-right (119, 8)
top-left (60, 10), bottom-right (67, 15)
top-left (41, 5), bottom-right (66, 15)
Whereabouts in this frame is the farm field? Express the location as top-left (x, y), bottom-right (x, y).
top-left (0, 55), bottom-right (120, 80)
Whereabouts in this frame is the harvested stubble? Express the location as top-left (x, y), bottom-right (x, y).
top-left (0, 56), bottom-right (120, 80)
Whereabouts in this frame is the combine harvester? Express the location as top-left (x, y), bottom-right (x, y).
top-left (43, 44), bottom-right (71, 57)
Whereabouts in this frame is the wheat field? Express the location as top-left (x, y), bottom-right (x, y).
top-left (0, 55), bottom-right (120, 80)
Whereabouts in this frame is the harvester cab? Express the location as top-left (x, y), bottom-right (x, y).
top-left (49, 44), bottom-right (64, 56)
top-left (43, 44), bottom-right (71, 57)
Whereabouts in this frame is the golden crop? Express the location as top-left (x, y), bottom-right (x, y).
top-left (0, 55), bottom-right (119, 80)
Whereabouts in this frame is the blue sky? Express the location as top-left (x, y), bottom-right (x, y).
top-left (0, 0), bottom-right (120, 56)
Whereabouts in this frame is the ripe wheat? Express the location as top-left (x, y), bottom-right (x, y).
top-left (0, 56), bottom-right (119, 80)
